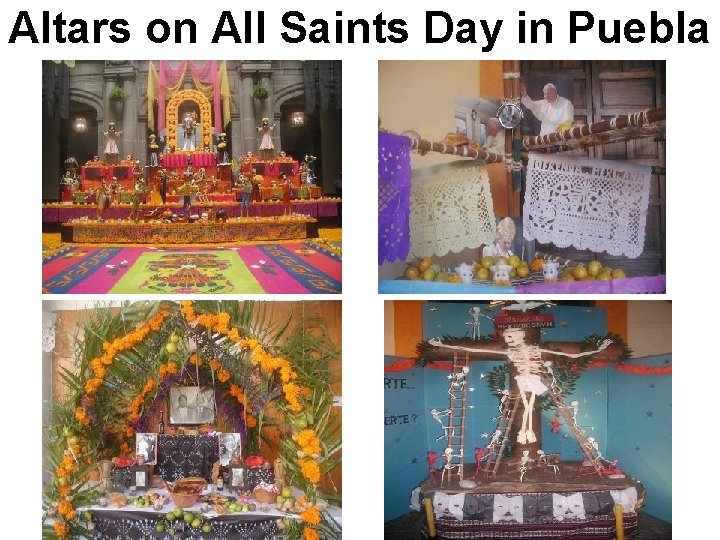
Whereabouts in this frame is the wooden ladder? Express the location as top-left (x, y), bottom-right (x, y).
top-left (545, 382), bottom-right (605, 476)
top-left (482, 394), bottom-right (521, 476)
top-left (445, 353), bottom-right (469, 483)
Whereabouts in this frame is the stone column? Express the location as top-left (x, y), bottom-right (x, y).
top-left (319, 108), bottom-right (341, 195)
top-left (238, 72), bottom-right (255, 156)
top-left (260, 74), bottom-right (277, 156)
top-left (122, 78), bottom-right (138, 161)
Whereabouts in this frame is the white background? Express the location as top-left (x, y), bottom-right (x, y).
top-left (1, 0), bottom-right (715, 537)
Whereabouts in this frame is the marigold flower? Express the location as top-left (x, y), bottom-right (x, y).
top-left (299, 459), bottom-right (321, 484)
top-left (209, 359), bottom-right (221, 371)
top-left (303, 527), bottom-right (320, 540)
top-left (54, 520), bottom-right (70, 537)
top-left (300, 507), bottom-right (321, 526)
top-left (218, 369), bottom-right (230, 383)
top-left (246, 415), bottom-right (257, 428)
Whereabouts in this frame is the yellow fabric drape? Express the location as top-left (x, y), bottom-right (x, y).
top-left (219, 60), bottom-right (232, 127)
top-left (147, 61), bottom-right (158, 132)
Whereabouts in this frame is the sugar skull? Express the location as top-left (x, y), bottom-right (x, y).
top-left (542, 260), bottom-right (559, 282)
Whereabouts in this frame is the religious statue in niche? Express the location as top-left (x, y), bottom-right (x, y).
top-left (257, 117), bottom-right (276, 160)
top-left (429, 328), bottom-right (612, 444)
top-left (103, 122), bottom-right (122, 165)
top-left (148, 133), bottom-right (160, 166)
top-left (182, 111), bottom-right (199, 151)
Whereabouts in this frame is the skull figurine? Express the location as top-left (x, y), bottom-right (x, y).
top-left (542, 261), bottom-right (559, 282)
top-left (455, 263), bottom-right (475, 284)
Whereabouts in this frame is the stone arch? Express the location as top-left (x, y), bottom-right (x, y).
top-left (273, 82), bottom-right (305, 110)
top-left (68, 89), bottom-right (104, 122)
top-left (166, 89), bottom-right (213, 152)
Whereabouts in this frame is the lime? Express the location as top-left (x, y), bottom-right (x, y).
top-left (155, 523), bottom-right (165, 533)
top-left (202, 523), bottom-right (212, 533)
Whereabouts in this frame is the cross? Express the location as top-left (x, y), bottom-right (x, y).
top-left (427, 310), bottom-right (624, 461)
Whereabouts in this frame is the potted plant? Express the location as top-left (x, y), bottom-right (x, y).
top-left (108, 84), bottom-right (129, 102)
top-left (252, 83), bottom-right (269, 100)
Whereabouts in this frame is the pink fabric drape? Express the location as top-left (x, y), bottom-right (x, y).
top-left (157, 61), bottom-right (222, 136)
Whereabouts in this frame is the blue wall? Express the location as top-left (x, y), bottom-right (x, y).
top-left (607, 354), bottom-right (672, 522)
top-left (384, 360), bottom-right (429, 522)
top-left (385, 302), bottom-right (672, 523)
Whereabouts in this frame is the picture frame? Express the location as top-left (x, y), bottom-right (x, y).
top-left (218, 433), bottom-right (243, 466)
top-left (168, 386), bottom-right (216, 425)
top-left (135, 433), bottom-right (158, 465)
top-left (229, 465), bottom-right (245, 490)
top-left (132, 464), bottom-right (150, 491)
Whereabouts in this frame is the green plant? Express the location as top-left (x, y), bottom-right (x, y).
top-left (252, 83), bottom-right (269, 100)
top-left (108, 84), bottom-right (129, 102)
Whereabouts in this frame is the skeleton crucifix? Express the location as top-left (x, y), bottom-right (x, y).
top-left (429, 329), bottom-right (611, 445)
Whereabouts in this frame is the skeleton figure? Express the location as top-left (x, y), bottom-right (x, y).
top-left (543, 361), bottom-right (559, 391)
top-left (519, 450), bottom-right (534, 482)
top-left (499, 389), bottom-right (510, 416)
top-left (467, 307), bottom-right (482, 340)
top-left (440, 447), bottom-right (458, 487)
top-left (570, 400), bottom-right (580, 427)
top-left (485, 429), bottom-right (503, 457)
top-left (537, 450), bottom-right (559, 473)
top-left (448, 366), bottom-right (470, 396)
top-left (430, 408), bottom-right (453, 441)
top-left (429, 331), bottom-right (611, 445)
top-left (584, 436), bottom-right (602, 461)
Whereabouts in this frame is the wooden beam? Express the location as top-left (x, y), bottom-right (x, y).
top-left (409, 138), bottom-right (505, 163)
top-left (428, 340), bottom-right (625, 363)
top-left (523, 107), bottom-right (665, 150)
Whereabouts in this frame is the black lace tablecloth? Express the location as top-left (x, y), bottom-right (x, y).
top-left (90, 510), bottom-right (278, 540)
top-left (155, 435), bottom-right (219, 482)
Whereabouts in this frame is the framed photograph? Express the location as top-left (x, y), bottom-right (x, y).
top-left (135, 433), bottom-right (158, 465)
top-left (218, 433), bottom-right (243, 466)
top-left (229, 466), bottom-right (245, 489)
top-left (169, 386), bottom-right (216, 425)
top-left (133, 465), bottom-right (150, 491)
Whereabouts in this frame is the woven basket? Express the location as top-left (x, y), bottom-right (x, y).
top-left (166, 477), bottom-right (207, 508)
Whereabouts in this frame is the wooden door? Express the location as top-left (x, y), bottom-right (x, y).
top-left (520, 60), bottom-right (666, 275)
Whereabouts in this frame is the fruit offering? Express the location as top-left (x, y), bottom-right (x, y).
top-left (561, 262), bottom-right (628, 282)
top-left (474, 256), bottom-right (530, 283)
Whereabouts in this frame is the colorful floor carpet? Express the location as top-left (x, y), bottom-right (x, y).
top-left (42, 243), bottom-right (342, 294)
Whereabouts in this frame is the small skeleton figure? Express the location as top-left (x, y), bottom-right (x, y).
top-left (537, 450), bottom-right (559, 473)
top-left (519, 450), bottom-right (534, 482)
top-left (430, 408), bottom-right (453, 441)
top-left (584, 437), bottom-right (602, 460)
top-left (543, 361), bottom-right (559, 391)
top-left (467, 306), bottom-right (482, 340)
top-left (570, 400), bottom-right (580, 426)
top-left (429, 331), bottom-right (611, 445)
top-left (499, 389), bottom-right (510, 416)
top-left (448, 366), bottom-right (470, 396)
top-left (440, 447), bottom-right (458, 487)
top-left (486, 429), bottom-right (502, 455)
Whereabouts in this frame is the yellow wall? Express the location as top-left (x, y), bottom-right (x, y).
top-left (379, 61), bottom-right (482, 168)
